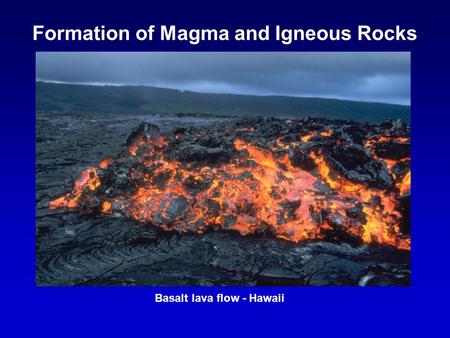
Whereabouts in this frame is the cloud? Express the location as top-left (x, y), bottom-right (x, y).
top-left (36, 52), bottom-right (410, 105)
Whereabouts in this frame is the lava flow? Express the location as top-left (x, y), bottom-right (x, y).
top-left (49, 118), bottom-right (411, 249)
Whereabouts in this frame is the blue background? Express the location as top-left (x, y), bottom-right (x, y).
top-left (1, 0), bottom-right (449, 335)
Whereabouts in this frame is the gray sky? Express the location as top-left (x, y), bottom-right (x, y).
top-left (36, 52), bottom-right (410, 105)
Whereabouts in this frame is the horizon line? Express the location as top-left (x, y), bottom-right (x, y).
top-left (36, 79), bottom-right (411, 107)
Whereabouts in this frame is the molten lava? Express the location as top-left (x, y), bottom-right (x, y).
top-left (49, 118), bottom-right (410, 250)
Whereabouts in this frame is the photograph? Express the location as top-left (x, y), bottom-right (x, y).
top-left (36, 52), bottom-right (410, 286)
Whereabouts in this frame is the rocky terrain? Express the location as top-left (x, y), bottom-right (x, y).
top-left (36, 111), bottom-right (410, 286)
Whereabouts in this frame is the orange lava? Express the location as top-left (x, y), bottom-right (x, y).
top-left (49, 126), bottom-right (410, 249)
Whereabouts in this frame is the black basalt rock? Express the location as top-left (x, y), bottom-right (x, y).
top-left (374, 141), bottom-right (410, 160)
top-left (327, 144), bottom-right (393, 189)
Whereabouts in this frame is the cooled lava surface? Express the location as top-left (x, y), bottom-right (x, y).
top-left (37, 112), bottom-right (410, 286)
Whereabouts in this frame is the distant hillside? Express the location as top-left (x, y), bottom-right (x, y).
top-left (36, 82), bottom-right (410, 123)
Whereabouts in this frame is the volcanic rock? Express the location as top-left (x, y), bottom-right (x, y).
top-left (327, 144), bottom-right (393, 188)
top-left (374, 140), bottom-right (410, 160)
top-left (40, 112), bottom-right (411, 286)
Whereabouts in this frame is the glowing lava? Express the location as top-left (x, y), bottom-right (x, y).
top-left (49, 120), bottom-right (410, 250)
